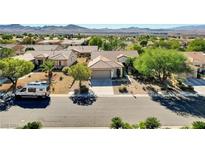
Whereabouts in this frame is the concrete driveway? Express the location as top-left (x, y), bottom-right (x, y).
top-left (186, 78), bottom-right (205, 95)
top-left (90, 79), bottom-right (114, 95)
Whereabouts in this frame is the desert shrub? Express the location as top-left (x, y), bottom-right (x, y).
top-left (22, 121), bottom-right (42, 129)
top-left (110, 117), bottom-right (124, 129)
top-left (192, 121), bottom-right (205, 129)
top-left (80, 85), bottom-right (89, 94)
top-left (25, 47), bottom-right (35, 51)
top-left (122, 122), bottom-right (133, 129)
top-left (178, 82), bottom-right (194, 92)
top-left (74, 89), bottom-right (80, 95)
top-left (59, 76), bottom-right (63, 81)
top-left (132, 124), bottom-right (139, 129)
top-left (180, 126), bottom-right (190, 129)
top-left (119, 86), bottom-right (128, 93)
top-left (144, 117), bottom-right (161, 129)
top-left (62, 66), bottom-right (70, 75)
top-left (138, 121), bottom-right (146, 129)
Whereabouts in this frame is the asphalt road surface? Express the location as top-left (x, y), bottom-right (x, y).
top-left (0, 95), bottom-right (205, 128)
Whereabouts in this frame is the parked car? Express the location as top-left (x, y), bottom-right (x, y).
top-left (15, 81), bottom-right (50, 99)
top-left (70, 91), bottom-right (97, 104)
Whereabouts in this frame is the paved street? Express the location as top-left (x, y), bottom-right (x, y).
top-left (0, 95), bottom-right (205, 128)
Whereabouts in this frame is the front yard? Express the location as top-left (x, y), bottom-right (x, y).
top-left (0, 72), bottom-right (77, 94)
top-left (112, 76), bottom-right (161, 95)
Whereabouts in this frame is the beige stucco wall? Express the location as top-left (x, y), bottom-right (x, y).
top-left (67, 51), bottom-right (77, 66)
top-left (111, 68), bottom-right (123, 78)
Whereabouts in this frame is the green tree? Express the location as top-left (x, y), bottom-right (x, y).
top-left (41, 60), bottom-right (55, 85)
top-left (144, 117), bottom-right (161, 129)
top-left (68, 63), bottom-right (91, 91)
top-left (168, 39), bottom-right (180, 49)
top-left (140, 40), bottom-right (148, 47)
top-left (1, 34), bottom-right (13, 40)
top-left (187, 39), bottom-right (205, 51)
top-left (128, 44), bottom-right (144, 54)
top-left (110, 117), bottom-right (124, 129)
top-left (22, 36), bottom-right (35, 44)
top-left (0, 48), bottom-right (15, 59)
top-left (192, 121), bottom-right (205, 129)
top-left (0, 58), bottom-right (34, 93)
top-left (133, 49), bottom-right (190, 83)
top-left (102, 40), bottom-right (112, 51)
top-left (88, 36), bottom-right (103, 48)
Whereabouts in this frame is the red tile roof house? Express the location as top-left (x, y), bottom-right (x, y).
top-left (67, 46), bottom-right (98, 58)
top-left (88, 51), bottom-right (138, 79)
top-left (183, 52), bottom-right (205, 78)
top-left (14, 50), bottom-right (77, 69)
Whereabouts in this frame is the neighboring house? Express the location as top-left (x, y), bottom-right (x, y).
top-left (13, 53), bottom-right (35, 62)
top-left (13, 50), bottom-right (77, 69)
top-left (37, 39), bottom-right (61, 45)
top-left (88, 51), bottom-right (138, 79)
top-left (61, 39), bottom-right (86, 46)
top-left (0, 44), bottom-right (25, 55)
top-left (67, 46), bottom-right (98, 58)
top-left (0, 44), bottom-right (59, 55)
top-left (24, 45), bottom-right (59, 51)
top-left (183, 52), bottom-right (205, 77)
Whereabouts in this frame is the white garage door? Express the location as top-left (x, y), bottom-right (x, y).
top-left (92, 70), bottom-right (111, 79)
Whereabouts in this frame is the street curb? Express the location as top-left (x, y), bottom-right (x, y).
top-left (50, 94), bottom-right (149, 97)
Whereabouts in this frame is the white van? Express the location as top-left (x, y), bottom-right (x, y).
top-left (15, 81), bottom-right (50, 98)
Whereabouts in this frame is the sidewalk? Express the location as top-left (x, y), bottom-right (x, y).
top-left (50, 92), bottom-right (202, 98)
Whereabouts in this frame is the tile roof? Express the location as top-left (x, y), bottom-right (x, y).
top-left (13, 53), bottom-right (35, 61)
top-left (91, 50), bottom-right (138, 61)
top-left (183, 52), bottom-right (205, 65)
top-left (67, 46), bottom-right (98, 53)
top-left (27, 50), bottom-right (73, 60)
top-left (88, 55), bottom-right (123, 69)
top-left (61, 39), bottom-right (85, 45)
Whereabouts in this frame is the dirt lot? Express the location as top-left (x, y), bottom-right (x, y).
top-left (0, 72), bottom-right (77, 94)
top-left (113, 80), bottom-right (147, 95)
top-left (113, 77), bottom-right (161, 95)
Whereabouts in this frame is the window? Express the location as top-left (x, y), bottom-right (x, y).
top-left (20, 88), bottom-right (27, 92)
top-left (28, 88), bottom-right (36, 93)
top-left (39, 89), bottom-right (43, 91)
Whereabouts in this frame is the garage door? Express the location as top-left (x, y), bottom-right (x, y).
top-left (92, 70), bottom-right (111, 79)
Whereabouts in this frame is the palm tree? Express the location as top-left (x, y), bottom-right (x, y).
top-left (41, 60), bottom-right (55, 85)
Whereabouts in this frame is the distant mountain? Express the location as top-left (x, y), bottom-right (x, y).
top-left (64, 24), bottom-right (88, 30)
top-left (0, 24), bottom-right (205, 36)
top-left (172, 25), bottom-right (205, 30)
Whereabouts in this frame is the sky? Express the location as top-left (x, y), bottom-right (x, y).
top-left (22, 24), bottom-right (194, 29)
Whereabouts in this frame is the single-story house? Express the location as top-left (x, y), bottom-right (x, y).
top-left (13, 50), bottom-right (77, 69)
top-left (183, 52), bottom-right (205, 77)
top-left (67, 46), bottom-right (98, 58)
top-left (13, 53), bottom-right (35, 62)
top-left (0, 44), bottom-right (24, 55)
top-left (61, 39), bottom-right (86, 46)
top-left (37, 39), bottom-right (61, 45)
top-left (88, 51), bottom-right (138, 79)
top-left (0, 44), bottom-right (59, 55)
